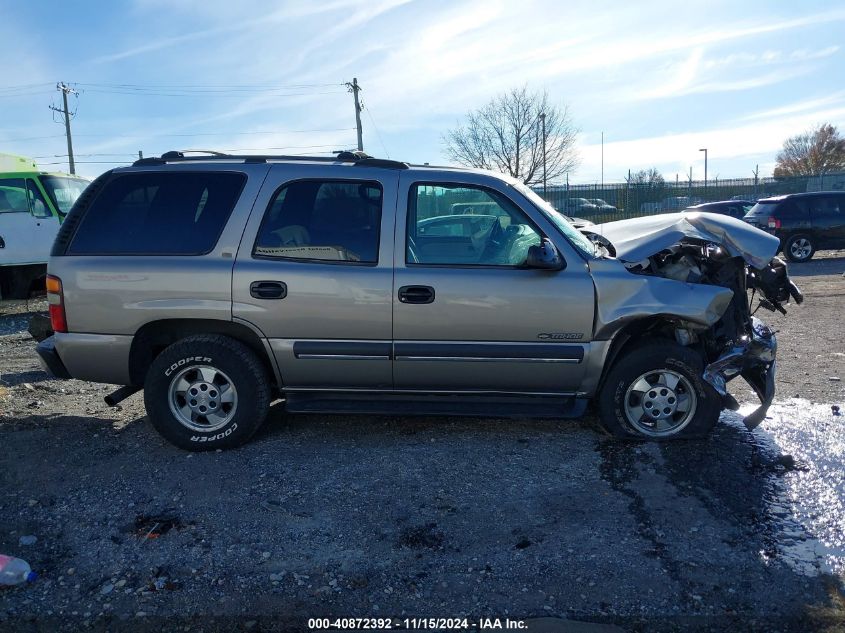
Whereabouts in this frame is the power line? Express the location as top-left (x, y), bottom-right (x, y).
top-left (0, 134), bottom-right (66, 142)
top-left (0, 90), bottom-right (56, 99)
top-left (38, 160), bottom-right (133, 165)
top-left (220, 142), bottom-right (356, 152)
top-left (32, 153), bottom-right (139, 159)
top-left (0, 82), bottom-right (55, 91)
top-left (78, 127), bottom-right (356, 138)
top-left (0, 128), bottom-right (355, 143)
top-left (75, 82), bottom-right (342, 90)
top-left (79, 88), bottom-right (346, 98)
top-left (364, 106), bottom-right (389, 159)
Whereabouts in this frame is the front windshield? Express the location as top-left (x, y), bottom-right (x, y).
top-left (512, 182), bottom-right (596, 259)
top-left (40, 175), bottom-right (89, 215)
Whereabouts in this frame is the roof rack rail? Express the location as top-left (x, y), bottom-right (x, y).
top-left (133, 150), bottom-right (409, 169)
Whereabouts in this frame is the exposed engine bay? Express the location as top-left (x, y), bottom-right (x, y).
top-left (586, 212), bottom-right (804, 429)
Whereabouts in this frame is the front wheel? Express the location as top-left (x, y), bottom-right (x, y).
top-left (597, 341), bottom-right (721, 440)
top-left (144, 335), bottom-right (271, 451)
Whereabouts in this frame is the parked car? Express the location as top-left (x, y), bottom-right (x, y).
top-left (663, 196), bottom-right (702, 211)
top-left (743, 191), bottom-right (845, 262)
top-left (0, 153), bottom-right (89, 298)
top-left (685, 200), bottom-right (753, 219)
top-left (37, 151), bottom-right (800, 450)
top-left (586, 198), bottom-right (617, 212)
top-left (562, 197), bottom-right (599, 215)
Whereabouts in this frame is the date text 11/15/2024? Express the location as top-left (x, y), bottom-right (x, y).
top-left (307, 617), bottom-right (528, 630)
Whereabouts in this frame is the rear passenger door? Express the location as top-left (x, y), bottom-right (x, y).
top-left (809, 195), bottom-right (845, 248)
top-left (232, 165), bottom-right (398, 390)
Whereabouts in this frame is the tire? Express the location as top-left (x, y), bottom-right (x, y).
top-left (597, 340), bottom-right (721, 440)
top-left (783, 234), bottom-right (815, 263)
top-left (144, 335), bottom-right (271, 451)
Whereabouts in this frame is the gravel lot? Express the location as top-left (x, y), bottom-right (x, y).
top-left (0, 253), bottom-right (843, 632)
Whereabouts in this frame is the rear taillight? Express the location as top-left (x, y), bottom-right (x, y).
top-left (767, 216), bottom-right (781, 229)
top-left (46, 275), bottom-right (67, 333)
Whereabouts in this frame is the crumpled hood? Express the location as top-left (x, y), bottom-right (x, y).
top-left (593, 211), bottom-right (780, 269)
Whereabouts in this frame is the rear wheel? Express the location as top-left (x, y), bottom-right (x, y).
top-left (144, 335), bottom-right (271, 451)
top-left (597, 341), bottom-right (720, 440)
top-left (784, 234), bottom-right (815, 263)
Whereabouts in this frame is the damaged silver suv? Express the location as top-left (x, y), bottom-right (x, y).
top-left (36, 151), bottom-right (802, 450)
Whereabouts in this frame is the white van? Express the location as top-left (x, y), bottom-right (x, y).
top-left (0, 154), bottom-right (89, 298)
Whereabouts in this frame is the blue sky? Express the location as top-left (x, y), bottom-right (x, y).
top-left (2, 0), bottom-right (844, 184)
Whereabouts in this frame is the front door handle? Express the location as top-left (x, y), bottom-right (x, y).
top-left (398, 285), bottom-right (435, 304)
top-left (250, 280), bottom-right (287, 300)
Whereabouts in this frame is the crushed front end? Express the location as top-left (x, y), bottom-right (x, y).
top-left (588, 212), bottom-right (803, 429)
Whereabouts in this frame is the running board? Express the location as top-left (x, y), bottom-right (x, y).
top-left (284, 392), bottom-right (589, 419)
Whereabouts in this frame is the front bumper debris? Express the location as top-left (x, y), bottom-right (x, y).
top-left (703, 317), bottom-right (776, 430)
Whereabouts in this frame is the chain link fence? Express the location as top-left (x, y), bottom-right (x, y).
top-left (533, 171), bottom-right (845, 224)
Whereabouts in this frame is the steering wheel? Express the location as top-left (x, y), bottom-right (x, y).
top-left (479, 218), bottom-right (507, 262)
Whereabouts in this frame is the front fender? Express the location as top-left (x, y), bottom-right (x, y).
top-left (589, 259), bottom-right (734, 340)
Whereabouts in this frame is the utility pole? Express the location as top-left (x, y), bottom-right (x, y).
top-left (600, 131), bottom-right (604, 191)
top-left (49, 82), bottom-right (78, 174)
top-left (753, 164), bottom-right (759, 199)
top-left (540, 112), bottom-right (547, 198)
top-left (345, 78), bottom-right (364, 151)
top-left (699, 147), bottom-right (708, 194)
top-left (138, 150), bottom-right (143, 160)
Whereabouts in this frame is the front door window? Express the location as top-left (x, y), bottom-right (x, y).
top-left (407, 184), bottom-right (540, 266)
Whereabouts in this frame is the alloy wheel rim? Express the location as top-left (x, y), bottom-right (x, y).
top-left (168, 365), bottom-right (238, 432)
top-left (790, 238), bottom-right (811, 260)
top-left (623, 369), bottom-right (697, 437)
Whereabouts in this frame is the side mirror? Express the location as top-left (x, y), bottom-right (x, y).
top-left (525, 238), bottom-right (565, 271)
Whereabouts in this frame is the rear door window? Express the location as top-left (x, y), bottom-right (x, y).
top-left (809, 196), bottom-right (843, 219)
top-left (253, 180), bottom-right (382, 264)
top-left (68, 172), bottom-right (245, 255)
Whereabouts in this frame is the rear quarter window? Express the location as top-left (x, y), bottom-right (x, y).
top-left (747, 199), bottom-right (808, 220)
top-left (68, 172), bottom-right (245, 255)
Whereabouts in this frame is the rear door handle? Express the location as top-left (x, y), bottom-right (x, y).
top-left (250, 280), bottom-right (287, 300)
top-left (398, 285), bottom-right (435, 304)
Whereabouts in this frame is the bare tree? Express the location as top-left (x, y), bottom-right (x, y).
top-left (444, 86), bottom-right (578, 184)
top-left (774, 123), bottom-right (845, 177)
top-left (629, 168), bottom-right (665, 187)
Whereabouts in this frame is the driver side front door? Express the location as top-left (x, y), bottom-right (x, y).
top-left (392, 175), bottom-right (595, 394)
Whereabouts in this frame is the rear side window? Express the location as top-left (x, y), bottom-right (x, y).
top-left (809, 196), bottom-right (843, 218)
top-left (746, 199), bottom-right (808, 220)
top-left (68, 172), bottom-right (245, 255)
top-left (254, 180), bottom-right (382, 264)
top-left (745, 201), bottom-right (780, 217)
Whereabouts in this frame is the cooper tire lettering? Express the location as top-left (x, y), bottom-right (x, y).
top-left (164, 356), bottom-right (214, 377)
top-left (189, 422), bottom-right (238, 443)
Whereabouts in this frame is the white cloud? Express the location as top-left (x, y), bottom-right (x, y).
top-left (577, 106), bottom-right (845, 183)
